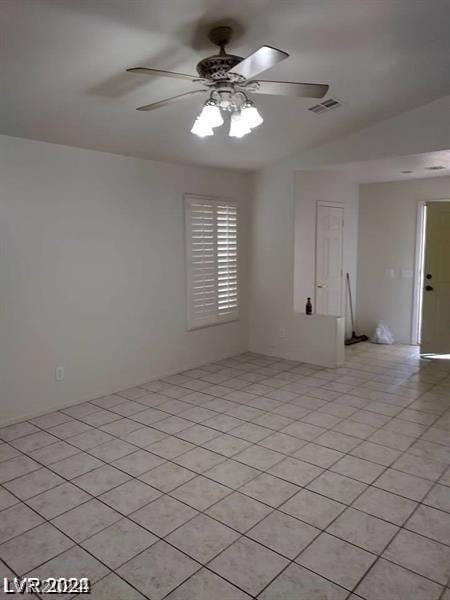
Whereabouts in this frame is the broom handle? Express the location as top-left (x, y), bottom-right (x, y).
top-left (346, 273), bottom-right (356, 333)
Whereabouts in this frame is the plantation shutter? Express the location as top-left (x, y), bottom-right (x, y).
top-left (185, 195), bottom-right (239, 330)
top-left (217, 203), bottom-right (238, 317)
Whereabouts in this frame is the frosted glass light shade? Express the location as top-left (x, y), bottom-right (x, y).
top-left (199, 104), bottom-right (224, 128)
top-left (241, 104), bottom-right (263, 129)
top-left (190, 118), bottom-right (214, 137)
top-left (229, 112), bottom-right (251, 138)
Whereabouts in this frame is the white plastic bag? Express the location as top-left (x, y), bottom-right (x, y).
top-left (371, 321), bottom-right (394, 345)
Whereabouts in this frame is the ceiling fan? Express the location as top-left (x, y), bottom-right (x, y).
top-left (127, 26), bottom-right (329, 138)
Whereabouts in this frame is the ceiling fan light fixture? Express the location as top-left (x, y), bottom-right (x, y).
top-left (198, 101), bottom-right (224, 128)
top-left (241, 102), bottom-right (263, 129)
top-left (190, 117), bottom-right (214, 138)
top-left (129, 28), bottom-right (330, 139)
top-left (229, 111), bottom-right (251, 138)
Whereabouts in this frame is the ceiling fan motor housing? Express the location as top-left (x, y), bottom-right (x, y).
top-left (196, 54), bottom-right (245, 82)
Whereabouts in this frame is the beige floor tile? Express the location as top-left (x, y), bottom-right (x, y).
top-left (166, 514), bottom-right (240, 563)
top-left (203, 433), bottom-right (252, 457)
top-left (0, 455), bottom-right (41, 484)
top-left (0, 503), bottom-right (44, 544)
top-left (28, 441), bottom-right (80, 465)
top-left (405, 504), bottom-right (450, 545)
top-left (72, 465), bottom-right (130, 495)
top-left (350, 441), bottom-right (401, 466)
top-left (0, 422), bottom-right (39, 442)
top-left (307, 471), bottom-right (367, 504)
top-left (206, 491), bottom-right (271, 532)
top-left (82, 518), bottom-right (157, 569)
top-left (10, 431), bottom-right (59, 453)
top-left (268, 457), bottom-right (323, 487)
top-left (383, 529), bottom-right (450, 584)
top-left (4, 468), bottom-right (64, 500)
top-left (88, 438), bottom-right (136, 461)
top-left (88, 573), bottom-right (147, 600)
top-left (205, 459), bottom-right (260, 488)
top-left (174, 447), bottom-right (226, 473)
top-left (27, 546), bottom-right (109, 598)
top-left (117, 541), bottom-right (199, 600)
top-left (26, 482), bottom-right (91, 519)
top-left (170, 475), bottom-right (231, 510)
top-left (330, 455), bottom-right (385, 484)
top-left (355, 558), bottom-right (442, 600)
top-left (209, 537), bottom-right (288, 596)
top-left (165, 568), bottom-right (250, 600)
top-left (111, 449), bottom-right (165, 476)
top-left (49, 452), bottom-right (103, 479)
top-left (280, 489), bottom-right (345, 528)
top-left (99, 479), bottom-right (161, 514)
top-left (423, 483), bottom-right (450, 512)
top-left (0, 522), bottom-right (73, 574)
top-left (248, 510), bottom-right (320, 559)
top-left (352, 487), bottom-right (417, 525)
top-left (374, 469), bottom-right (433, 501)
top-left (296, 532), bottom-right (376, 590)
top-left (130, 495), bottom-right (197, 536)
top-left (139, 462), bottom-right (195, 492)
top-left (293, 442), bottom-right (344, 468)
top-left (240, 473), bottom-right (299, 507)
top-left (260, 563), bottom-right (348, 600)
top-left (51, 499), bottom-right (121, 542)
top-left (0, 487), bottom-right (19, 511)
top-left (327, 507), bottom-right (399, 553)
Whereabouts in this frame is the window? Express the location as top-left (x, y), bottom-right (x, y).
top-left (185, 194), bottom-right (239, 330)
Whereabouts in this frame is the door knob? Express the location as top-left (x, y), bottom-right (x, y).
top-left (425, 285), bottom-right (434, 291)
top-left (317, 285), bottom-right (326, 289)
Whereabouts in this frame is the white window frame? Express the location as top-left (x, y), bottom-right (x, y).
top-left (185, 194), bottom-right (240, 331)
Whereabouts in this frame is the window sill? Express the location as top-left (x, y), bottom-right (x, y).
top-left (187, 315), bottom-right (240, 332)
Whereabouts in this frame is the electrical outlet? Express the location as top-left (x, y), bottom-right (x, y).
top-left (55, 367), bottom-right (64, 382)
top-left (279, 328), bottom-right (287, 339)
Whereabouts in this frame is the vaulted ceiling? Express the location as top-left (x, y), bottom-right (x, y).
top-left (1, 0), bottom-right (450, 170)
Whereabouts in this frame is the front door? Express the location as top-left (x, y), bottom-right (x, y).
top-left (315, 204), bottom-right (344, 316)
top-left (421, 201), bottom-right (450, 354)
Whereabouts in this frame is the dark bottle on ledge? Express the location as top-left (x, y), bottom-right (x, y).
top-left (306, 297), bottom-right (312, 315)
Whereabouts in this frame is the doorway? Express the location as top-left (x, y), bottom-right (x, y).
top-left (412, 200), bottom-right (450, 354)
top-left (315, 202), bottom-right (344, 316)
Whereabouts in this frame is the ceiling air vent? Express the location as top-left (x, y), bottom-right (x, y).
top-left (308, 98), bottom-right (341, 114)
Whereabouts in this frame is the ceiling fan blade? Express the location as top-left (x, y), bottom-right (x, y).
top-left (254, 80), bottom-right (329, 99)
top-left (228, 45), bottom-right (289, 80)
top-left (127, 67), bottom-right (197, 82)
top-left (136, 90), bottom-right (205, 111)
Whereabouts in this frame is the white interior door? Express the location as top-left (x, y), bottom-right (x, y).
top-left (315, 204), bottom-right (344, 316)
top-left (421, 201), bottom-right (450, 354)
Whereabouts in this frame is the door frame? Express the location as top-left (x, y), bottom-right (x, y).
top-left (412, 198), bottom-right (450, 345)
top-left (315, 201), bottom-right (345, 316)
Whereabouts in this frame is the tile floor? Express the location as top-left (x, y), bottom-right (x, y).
top-left (0, 343), bottom-right (449, 599)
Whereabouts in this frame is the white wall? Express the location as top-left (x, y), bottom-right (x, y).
top-left (248, 164), bottom-right (358, 365)
top-left (3, 95), bottom-right (450, 422)
top-left (294, 170), bottom-right (359, 323)
top-left (356, 176), bottom-right (450, 344)
top-left (0, 135), bottom-right (250, 424)
top-left (248, 94), bottom-right (450, 357)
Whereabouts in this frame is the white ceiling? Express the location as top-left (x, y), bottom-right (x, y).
top-left (1, 0), bottom-right (450, 170)
top-left (320, 150), bottom-right (450, 183)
